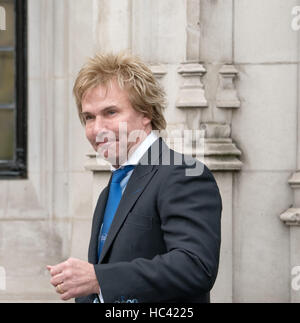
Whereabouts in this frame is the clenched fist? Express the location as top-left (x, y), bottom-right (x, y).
top-left (47, 258), bottom-right (100, 301)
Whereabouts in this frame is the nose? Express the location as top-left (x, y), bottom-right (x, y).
top-left (92, 115), bottom-right (106, 137)
top-left (91, 116), bottom-right (107, 145)
top-left (92, 116), bottom-right (114, 144)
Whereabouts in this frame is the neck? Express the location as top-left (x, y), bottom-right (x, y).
top-left (113, 128), bottom-right (153, 170)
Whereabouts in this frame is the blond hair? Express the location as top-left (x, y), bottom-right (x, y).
top-left (73, 52), bottom-right (167, 130)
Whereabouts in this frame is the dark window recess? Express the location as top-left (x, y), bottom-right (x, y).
top-left (0, 0), bottom-right (27, 178)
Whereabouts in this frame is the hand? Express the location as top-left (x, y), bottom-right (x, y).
top-left (47, 258), bottom-right (100, 301)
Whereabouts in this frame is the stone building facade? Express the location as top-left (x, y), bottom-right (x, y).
top-left (0, 0), bottom-right (299, 302)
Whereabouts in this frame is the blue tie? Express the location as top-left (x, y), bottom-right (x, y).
top-left (98, 165), bottom-right (135, 259)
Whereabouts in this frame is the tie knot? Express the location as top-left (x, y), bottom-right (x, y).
top-left (111, 165), bottom-right (135, 183)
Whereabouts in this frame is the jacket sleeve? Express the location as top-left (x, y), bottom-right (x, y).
top-left (93, 163), bottom-right (222, 303)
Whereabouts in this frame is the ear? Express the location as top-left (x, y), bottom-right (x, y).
top-left (142, 115), bottom-right (152, 128)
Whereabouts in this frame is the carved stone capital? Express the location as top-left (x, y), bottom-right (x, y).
top-left (216, 64), bottom-right (240, 109)
top-left (176, 62), bottom-right (208, 109)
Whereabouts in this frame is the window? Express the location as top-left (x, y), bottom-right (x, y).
top-left (0, 0), bottom-right (27, 178)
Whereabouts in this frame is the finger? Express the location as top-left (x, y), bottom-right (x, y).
top-left (50, 272), bottom-right (65, 287)
top-left (55, 283), bottom-right (66, 295)
top-left (46, 265), bottom-right (53, 272)
top-left (61, 291), bottom-right (72, 301)
top-left (49, 262), bottom-right (66, 276)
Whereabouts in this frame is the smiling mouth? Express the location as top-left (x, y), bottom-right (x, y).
top-left (96, 140), bottom-right (118, 149)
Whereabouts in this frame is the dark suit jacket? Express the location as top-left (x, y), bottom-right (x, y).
top-left (76, 138), bottom-right (222, 303)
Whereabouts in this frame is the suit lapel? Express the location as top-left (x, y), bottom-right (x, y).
top-left (88, 181), bottom-right (110, 264)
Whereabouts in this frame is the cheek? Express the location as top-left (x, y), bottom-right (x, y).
top-left (127, 116), bottom-right (143, 131)
top-left (85, 127), bottom-right (94, 143)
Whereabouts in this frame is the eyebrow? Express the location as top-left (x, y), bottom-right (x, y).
top-left (79, 112), bottom-right (92, 122)
top-left (81, 105), bottom-right (119, 116)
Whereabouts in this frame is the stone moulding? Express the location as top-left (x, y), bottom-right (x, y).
top-left (166, 123), bottom-right (243, 172)
top-left (176, 62), bottom-right (208, 109)
top-left (280, 171), bottom-right (300, 226)
top-left (216, 64), bottom-right (240, 109)
top-left (280, 208), bottom-right (300, 226)
top-left (84, 151), bottom-right (111, 172)
top-left (170, 141), bottom-right (242, 171)
top-left (203, 139), bottom-right (243, 171)
top-left (201, 123), bottom-right (242, 171)
top-left (174, 62), bottom-right (242, 172)
top-left (288, 171), bottom-right (300, 188)
top-left (150, 65), bottom-right (167, 80)
top-left (84, 137), bottom-right (243, 172)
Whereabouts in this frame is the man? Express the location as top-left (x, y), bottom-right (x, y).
top-left (48, 52), bottom-right (222, 303)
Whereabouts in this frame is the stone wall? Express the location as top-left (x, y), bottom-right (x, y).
top-left (0, 0), bottom-right (299, 302)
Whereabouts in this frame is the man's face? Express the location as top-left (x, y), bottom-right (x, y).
top-left (81, 80), bottom-right (152, 166)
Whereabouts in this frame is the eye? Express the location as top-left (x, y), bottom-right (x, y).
top-left (83, 114), bottom-right (94, 122)
top-left (107, 110), bottom-right (116, 116)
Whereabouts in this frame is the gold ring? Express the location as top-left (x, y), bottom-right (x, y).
top-left (56, 284), bottom-right (64, 294)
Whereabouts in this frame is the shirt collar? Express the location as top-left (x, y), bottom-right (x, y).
top-left (110, 131), bottom-right (159, 172)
